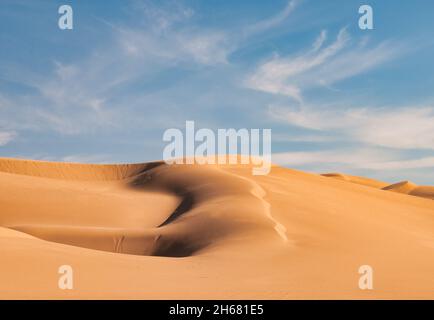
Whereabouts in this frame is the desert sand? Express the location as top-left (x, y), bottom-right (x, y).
top-left (1, 157), bottom-right (434, 299)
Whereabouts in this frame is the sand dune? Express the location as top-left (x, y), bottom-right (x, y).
top-left (323, 173), bottom-right (434, 201)
top-left (383, 180), bottom-right (419, 194)
top-left (410, 186), bottom-right (434, 200)
top-left (1, 157), bottom-right (434, 299)
top-left (383, 181), bottom-right (434, 200)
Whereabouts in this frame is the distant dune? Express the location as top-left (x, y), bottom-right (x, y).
top-left (410, 186), bottom-right (434, 200)
top-left (1, 158), bottom-right (434, 299)
top-left (323, 173), bottom-right (434, 200)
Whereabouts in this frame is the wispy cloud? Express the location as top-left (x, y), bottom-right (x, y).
top-left (0, 2), bottom-right (236, 136)
top-left (273, 149), bottom-right (434, 171)
top-left (122, 0), bottom-right (298, 65)
top-left (365, 157), bottom-right (434, 170)
top-left (114, 0), bottom-right (234, 65)
top-left (269, 104), bottom-right (434, 150)
top-left (118, 27), bottom-right (231, 65)
top-left (0, 131), bottom-right (16, 146)
top-left (1, 0), bottom-right (302, 138)
top-left (245, 28), bottom-right (400, 102)
top-left (245, 0), bottom-right (299, 35)
top-left (312, 30), bottom-right (327, 52)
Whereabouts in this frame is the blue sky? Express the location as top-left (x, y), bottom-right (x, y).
top-left (1, 0), bottom-right (434, 184)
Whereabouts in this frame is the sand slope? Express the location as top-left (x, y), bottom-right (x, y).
top-left (1, 158), bottom-right (434, 299)
top-left (321, 173), bottom-right (389, 189)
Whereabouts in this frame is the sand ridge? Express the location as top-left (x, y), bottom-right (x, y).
top-left (323, 172), bottom-right (434, 200)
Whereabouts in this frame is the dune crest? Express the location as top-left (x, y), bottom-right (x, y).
top-left (321, 172), bottom-right (389, 188)
top-left (383, 181), bottom-right (434, 200)
top-left (0, 157), bottom-right (150, 180)
top-left (382, 180), bottom-right (418, 193)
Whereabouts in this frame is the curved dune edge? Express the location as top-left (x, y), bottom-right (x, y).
top-left (1, 158), bottom-right (434, 299)
top-left (0, 157), bottom-right (286, 257)
top-left (322, 172), bottom-right (434, 200)
top-left (383, 180), bottom-right (418, 193)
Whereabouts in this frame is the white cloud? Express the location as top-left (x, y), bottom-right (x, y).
top-left (312, 30), bottom-right (327, 52)
top-left (272, 133), bottom-right (334, 143)
top-left (365, 157), bottom-right (434, 170)
top-left (117, 1), bottom-right (232, 66)
top-left (0, 131), bottom-right (16, 146)
top-left (272, 150), bottom-right (434, 171)
top-left (0, 1), bottom-right (338, 138)
top-left (136, 0), bottom-right (195, 33)
top-left (119, 27), bottom-right (231, 65)
top-left (0, 2), bottom-right (236, 136)
top-left (177, 32), bottom-right (230, 65)
top-left (269, 104), bottom-right (434, 150)
top-left (245, 28), bottom-right (399, 102)
top-left (273, 149), bottom-right (384, 167)
top-left (245, 0), bottom-right (299, 35)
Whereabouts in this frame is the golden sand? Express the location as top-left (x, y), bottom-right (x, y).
top-left (1, 158), bottom-right (434, 299)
